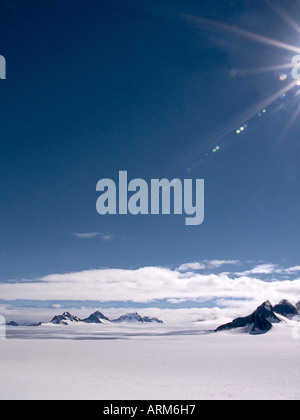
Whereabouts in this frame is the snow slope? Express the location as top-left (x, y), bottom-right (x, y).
top-left (0, 324), bottom-right (300, 400)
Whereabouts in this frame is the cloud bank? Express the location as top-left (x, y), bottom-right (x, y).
top-left (1, 262), bottom-right (300, 306)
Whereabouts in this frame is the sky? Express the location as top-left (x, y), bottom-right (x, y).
top-left (1, 0), bottom-right (300, 320)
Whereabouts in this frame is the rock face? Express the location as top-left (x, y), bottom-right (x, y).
top-left (215, 301), bottom-right (281, 335)
top-left (113, 312), bottom-right (163, 324)
top-left (50, 312), bottom-right (80, 325)
top-left (113, 313), bottom-right (144, 323)
top-left (142, 316), bottom-right (163, 324)
top-left (81, 311), bottom-right (110, 324)
top-left (273, 300), bottom-right (298, 319)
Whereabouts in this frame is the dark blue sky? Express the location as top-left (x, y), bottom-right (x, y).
top-left (1, 0), bottom-right (300, 281)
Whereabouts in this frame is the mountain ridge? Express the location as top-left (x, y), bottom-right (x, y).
top-left (215, 300), bottom-right (299, 335)
top-left (113, 312), bottom-right (163, 324)
top-left (40, 311), bottom-right (164, 325)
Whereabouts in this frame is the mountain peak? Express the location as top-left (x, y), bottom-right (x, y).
top-left (6, 321), bottom-right (18, 327)
top-left (261, 301), bottom-right (272, 310)
top-left (215, 301), bottom-right (281, 335)
top-left (273, 300), bottom-right (298, 319)
top-left (81, 311), bottom-right (110, 324)
top-left (279, 299), bottom-right (290, 305)
top-left (50, 312), bottom-right (80, 325)
top-left (113, 313), bottom-right (144, 323)
top-left (113, 312), bottom-right (163, 324)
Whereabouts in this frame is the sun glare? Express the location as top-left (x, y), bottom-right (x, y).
top-left (173, 2), bottom-right (300, 176)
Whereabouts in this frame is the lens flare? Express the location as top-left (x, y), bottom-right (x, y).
top-left (162, 3), bottom-right (300, 178)
top-left (279, 74), bottom-right (288, 81)
top-left (180, 13), bottom-right (300, 54)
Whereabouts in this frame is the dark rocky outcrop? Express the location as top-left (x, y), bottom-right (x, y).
top-left (81, 311), bottom-right (110, 324)
top-left (273, 300), bottom-right (298, 319)
top-left (215, 301), bottom-right (281, 335)
top-left (113, 312), bottom-right (163, 324)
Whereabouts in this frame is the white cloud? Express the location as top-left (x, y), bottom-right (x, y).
top-left (236, 264), bottom-right (277, 276)
top-left (205, 260), bottom-right (240, 268)
top-left (101, 234), bottom-right (113, 241)
top-left (275, 266), bottom-right (300, 274)
top-left (73, 232), bottom-right (100, 239)
top-left (0, 264), bottom-right (300, 306)
top-left (177, 262), bottom-right (206, 272)
top-left (73, 232), bottom-right (113, 241)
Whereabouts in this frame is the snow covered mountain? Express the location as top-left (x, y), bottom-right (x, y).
top-left (42, 311), bottom-right (163, 325)
top-left (50, 312), bottom-right (81, 325)
top-left (81, 311), bottom-right (110, 324)
top-left (112, 313), bottom-right (163, 324)
top-left (273, 300), bottom-right (298, 319)
top-left (215, 301), bottom-right (282, 335)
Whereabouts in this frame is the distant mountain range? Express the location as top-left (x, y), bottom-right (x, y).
top-left (215, 299), bottom-right (300, 335)
top-left (6, 311), bottom-right (163, 326)
top-left (49, 311), bottom-right (163, 325)
top-left (6, 300), bottom-right (300, 334)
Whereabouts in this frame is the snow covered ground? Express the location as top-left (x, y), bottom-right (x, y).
top-left (0, 323), bottom-right (299, 400)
